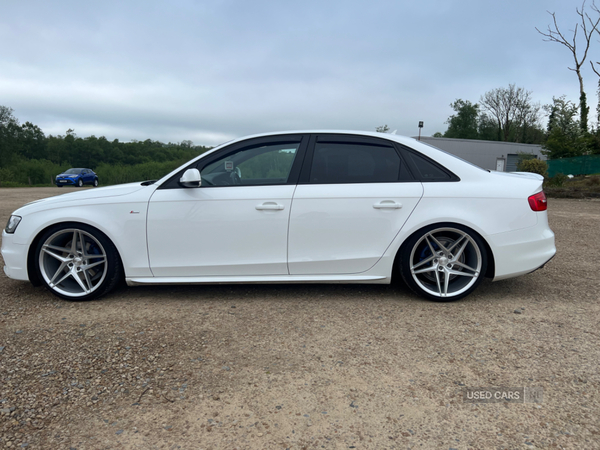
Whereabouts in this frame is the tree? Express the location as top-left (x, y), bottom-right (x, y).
top-left (443, 99), bottom-right (480, 139)
top-left (479, 84), bottom-right (542, 143)
top-left (542, 96), bottom-right (586, 158)
top-left (536, 1), bottom-right (600, 132)
top-left (546, 96), bottom-right (580, 134)
top-left (0, 105), bottom-right (21, 167)
top-left (19, 122), bottom-right (46, 160)
top-left (590, 61), bottom-right (600, 125)
top-left (0, 105), bottom-right (16, 126)
top-left (517, 158), bottom-right (548, 177)
top-left (375, 124), bottom-right (390, 133)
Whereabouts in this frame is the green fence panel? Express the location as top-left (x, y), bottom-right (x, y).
top-left (547, 155), bottom-right (600, 177)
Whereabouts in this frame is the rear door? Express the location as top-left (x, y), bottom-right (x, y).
top-left (287, 134), bottom-right (423, 275)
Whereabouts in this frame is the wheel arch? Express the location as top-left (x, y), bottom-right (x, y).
top-left (391, 221), bottom-right (495, 281)
top-left (27, 221), bottom-right (125, 286)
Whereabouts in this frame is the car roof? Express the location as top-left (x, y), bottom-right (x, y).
top-left (223, 130), bottom-right (417, 145)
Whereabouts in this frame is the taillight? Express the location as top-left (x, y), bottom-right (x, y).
top-left (528, 191), bottom-right (547, 211)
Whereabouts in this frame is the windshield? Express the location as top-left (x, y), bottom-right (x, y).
top-left (64, 168), bottom-right (83, 174)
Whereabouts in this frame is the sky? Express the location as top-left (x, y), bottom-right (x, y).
top-left (0, 0), bottom-right (595, 146)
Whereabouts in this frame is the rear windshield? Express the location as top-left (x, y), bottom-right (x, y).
top-left (419, 143), bottom-right (489, 172)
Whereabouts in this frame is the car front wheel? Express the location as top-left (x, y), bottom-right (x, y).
top-left (77, 179), bottom-right (84, 187)
top-left (399, 224), bottom-right (487, 302)
top-left (34, 224), bottom-right (122, 301)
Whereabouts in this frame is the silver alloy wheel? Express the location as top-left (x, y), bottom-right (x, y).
top-left (38, 228), bottom-right (108, 298)
top-left (409, 227), bottom-right (482, 298)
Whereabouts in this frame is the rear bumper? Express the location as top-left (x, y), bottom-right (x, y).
top-left (488, 214), bottom-right (556, 281)
top-left (1, 232), bottom-right (30, 281)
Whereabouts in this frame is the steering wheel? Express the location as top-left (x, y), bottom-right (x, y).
top-left (230, 171), bottom-right (241, 185)
top-left (229, 167), bottom-right (242, 185)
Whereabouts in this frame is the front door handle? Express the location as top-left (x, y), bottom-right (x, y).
top-left (373, 200), bottom-right (402, 209)
top-left (256, 202), bottom-right (285, 211)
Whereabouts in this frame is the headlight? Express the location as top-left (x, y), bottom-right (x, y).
top-left (5, 215), bottom-right (22, 234)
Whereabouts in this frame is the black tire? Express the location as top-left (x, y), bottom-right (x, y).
top-left (399, 224), bottom-right (488, 302)
top-left (34, 223), bottom-right (122, 301)
top-left (93, 178), bottom-right (99, 187)
top-left (77, 179), bottom-right (84, 187)
top-left (56, 185), bottom-right (63, 188)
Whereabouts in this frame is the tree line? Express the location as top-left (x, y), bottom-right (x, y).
top-left (418, 2), bottom-right (600, 160)
top-left (431, 85), bottom-right (600, 160)
top-left (0, 105), bottom-right (211, 186)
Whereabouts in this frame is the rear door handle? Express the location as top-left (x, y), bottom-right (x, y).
top-left (373, 201), bottom-right (402, 209)
top-left (256, 202), bottom-right (285, 211)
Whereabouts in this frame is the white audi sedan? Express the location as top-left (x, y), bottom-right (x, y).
top-left (2, 131), bottom-right (555, 302)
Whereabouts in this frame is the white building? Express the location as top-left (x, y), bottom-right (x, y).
top-left (415, 137), bottom-right (545, 172)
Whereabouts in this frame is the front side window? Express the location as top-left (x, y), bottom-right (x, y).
top-left (200, 142), bottom-right (299, 186)
top-left (309, 142), bottom-right (406, 184)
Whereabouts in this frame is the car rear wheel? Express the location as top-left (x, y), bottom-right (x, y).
top-left (399, 224), bottom-right (487, 302)
top-left (93, 178), bottom-right (99, 187)
top-left (34, 224), bottom-right (122, 301)
top-left (77, 179), bottom-right (84, 187)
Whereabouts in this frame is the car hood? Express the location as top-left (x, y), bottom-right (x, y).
top-left (15, 183), bottom-right (150, 215)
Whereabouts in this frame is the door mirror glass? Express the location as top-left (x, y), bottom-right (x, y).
top-left (179, 168), bottom-right (202, 188)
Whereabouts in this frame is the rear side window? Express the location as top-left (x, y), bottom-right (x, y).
top-left (310, 142), bottom-right (407, 184)
top-left (403, 150), bottom-right (455, 181)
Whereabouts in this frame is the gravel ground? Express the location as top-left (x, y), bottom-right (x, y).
top-left (1, 187), bottom-right (599, 450)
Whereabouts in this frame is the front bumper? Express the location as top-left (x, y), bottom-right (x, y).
top-left (56, 178), bottom-right (77, 186)
top-left (1, 231), bottom-right (30, 281)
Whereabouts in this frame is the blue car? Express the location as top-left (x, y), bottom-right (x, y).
top-left (55, 168), bottom-right (99, 187)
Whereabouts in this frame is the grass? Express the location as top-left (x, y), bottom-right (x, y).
top-left (544, 174), bottom-right (600, 199)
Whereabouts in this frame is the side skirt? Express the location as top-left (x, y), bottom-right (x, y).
top-left (126, 274), bottom-right (390, 286)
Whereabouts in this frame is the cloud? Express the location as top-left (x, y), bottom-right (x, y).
top-left (0, 0), bottom-right (587, 145)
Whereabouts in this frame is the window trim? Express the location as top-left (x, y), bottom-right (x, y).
top-left (395, 144), bottom-right (460, 183)
top-left (299, 133), bottom-right (415, 185)
top-left (158, 134), bottom-right (309, 189)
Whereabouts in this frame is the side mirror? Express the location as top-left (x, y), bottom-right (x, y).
top-left (179, 168), bottom-right (202, 188)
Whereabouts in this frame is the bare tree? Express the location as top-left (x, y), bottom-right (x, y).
top-left (536, 1), bottom-right (600, 131)
top-left (479, 85), bottom-right (541, 143)
top-left (591, 60), bottom-right (600, 124)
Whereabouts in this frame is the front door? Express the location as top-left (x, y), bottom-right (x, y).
top-left (147, 138), bottom-right (305, 277)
